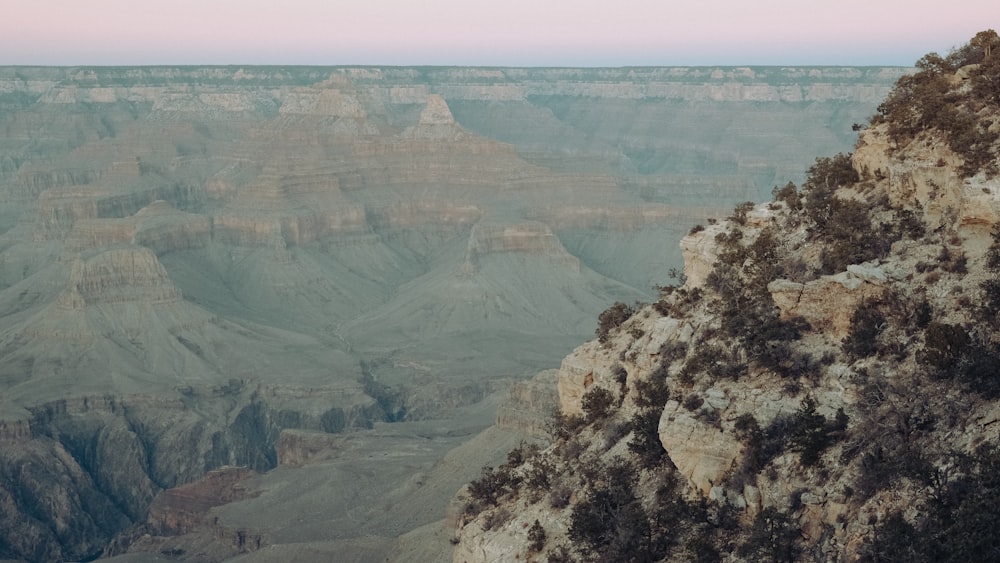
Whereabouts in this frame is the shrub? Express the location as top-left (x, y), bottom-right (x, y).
top-left (735, 413), bottom-right (763, 443)
top-left (918, 322), bottom-right (969, 370)
top-left (816, 199), bottom-right (892, 274)
top-left (938, 246), bottom-right (968, 273)
top-left (862, 443), bottom-right (1000, 561)
top-left (629, 408), bottom-right (668, 468)
top-left (955, 340), bottom-right (1000, 398)
top-left (772, 181), bottom-right (801, 211)
top-left (855, 445), bottom-right (934, 501)
top-left (582, 387), bottom-right (617, 423)
top-left (842, 302), bottom-right (887, 360)
top-left (612, 363), bottom-right (628, 396)
top-left (919, 322), bottom-right (1000, 397)
top-left (569, 459), bottom-right (655, 559)
top-left (550, 412), bottom-right (586, 441)
top-left (504, 441), bottom-right (534, 467)
top-left (556, 437), bottom-right (586, 462)
top-left (895, 208), bottom-right (926, 240)
top-left (656, 286), bottom-right (704, 318)
top-left (758, 340), bottom-right (818, 379)
top-left (682, 393), bottom-right (704, 411)
top-left (737, 398), bottom-right (845, 473)
top-left (596, 302), bottom-right (636, 344)
top-left (875, 31), bottom-right (1000, 177)
top-left (876, 61), bottom-right (952, 139)
top-left (707, 226), bottom-right (805, 362)
top-left (737, 507), bottom-right (799, 562)
top-left (788, 397), bottom-right (836, 466)
top-left (986, 225), bottom-right (1000, 271)
top-left (659, 340), bottom-right (688, 363)
top-left (802, 153), bottom-right (859, 230)
top-left (697, 407), bottom-right (721, 428)
top-left (546, 546), bottom-right (574, 563)
top-left (602, 420), bottom-right (633, 450)
top-left (970, 35), bottom-right (1000, 106)
top-left (634, 366), bottom-right (671, 410)
top-left (947, 29), bottom-right (999, 67)
top-left (685, 536), bottom-right (723, 563)
top-left (549, 482), bottom-right (573, 509)
top-left (730, 201), bottom-right (757, 225)
top-left (527, 520), bottom-right (547, 552)
top-left (524, 455), bottom-right (554, 493)
top-left (914, 298), bottom-right (933, 329)
top-left (467, 464), bottom-right (521, 511)
top-left (737, 413), bottom-right (793, 474)
top-left (980, 277), bottom-right (1000, 323)
top-left (861, 511), bottom-right (921, 563)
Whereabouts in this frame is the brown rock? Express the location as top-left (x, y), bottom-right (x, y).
top-left (58, 246), bottom-right (182, 308)
top-left (658, 399), bottom-right (741, 495)
top-left (768, 270), bottom-right (887, 339)
top-left (495, 369), bottom-right (560, 437)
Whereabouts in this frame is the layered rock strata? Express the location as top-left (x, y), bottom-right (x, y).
top-left (0, 64), bottom-right (905, 562)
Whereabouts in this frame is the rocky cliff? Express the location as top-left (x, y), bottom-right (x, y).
top-left (453, 31), bottom-right (1000, 562)
top-left (0, 63), bottom-right (906, 562)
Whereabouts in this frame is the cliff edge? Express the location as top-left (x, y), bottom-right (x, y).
top-left (453, 30), bottom-right (1000, 563)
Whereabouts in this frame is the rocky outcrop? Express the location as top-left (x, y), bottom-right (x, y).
top-left (366, 200), bottom-right (483, 229)
top-left (462, 221), bottom-right (579, 272)
top-left (454, 39), bottom-right (1000, 563)
top-left (767, 263), bottom-right (899, 338)
top-left (57, 246), bottom-right (182, 307)
top-left (278, 88), bottom-right (369, 118)
top-left (34, 180), bottom-right (201, 241)
top-left (65, 201), bottom-right (211, 254)
top-left (555, 340), bottom-right (618, 416)
top-left (275, 429), bottom-right (342, 467)
top-left (681, 203), bottom-right (780, 289)
top-left (103, 466), bottom-right (266, 560)
top-left (146, 466), bottom-right (257, 535)
top-left (854, 122), bottom-right (1000, 228)
top-left (212, 206), bottom-right (369, 247)
top-left (658, 397), bottom-right (743, 495)
top-left (419, 94), bottom-right (455, 125)
top-left (680, 223), bottom-right (727, 288)
top-left (495, 369), bottom-right (560, 437)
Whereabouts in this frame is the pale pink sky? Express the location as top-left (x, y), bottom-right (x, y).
top-left (2, 0), bottom-right (995, 66)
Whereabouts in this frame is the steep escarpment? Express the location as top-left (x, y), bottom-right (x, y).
top-left (454, 31), bottom-right (1000, 562)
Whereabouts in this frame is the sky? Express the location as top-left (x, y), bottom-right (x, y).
top-left (1, 0), bottom-right (995, 67)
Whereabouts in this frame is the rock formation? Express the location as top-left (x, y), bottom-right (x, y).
top-left (453, 32), bottom-right (1000, 562)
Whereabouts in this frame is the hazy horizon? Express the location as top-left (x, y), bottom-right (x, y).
top-left (2, 1), bottom-right (994, 68)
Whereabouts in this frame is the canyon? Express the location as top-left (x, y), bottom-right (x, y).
top-left (0, 65), bottom-right (904, 561)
